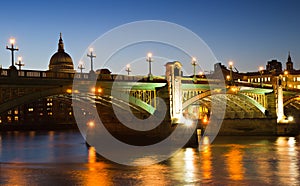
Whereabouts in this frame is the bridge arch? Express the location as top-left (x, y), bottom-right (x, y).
top-left (182, 90), bottom-right (267, 117)
top-left (0, 86), bottom-right (155, 116)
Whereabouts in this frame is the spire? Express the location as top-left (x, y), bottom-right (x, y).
top-left (287, 51), bottom-right (292, 62)
top-left (286, 51), bottom-right (294, 71)
top-left (58, 32), bottom-right (64, 52)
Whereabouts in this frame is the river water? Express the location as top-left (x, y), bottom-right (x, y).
top-left (1, 130), bottom-right (300, 185)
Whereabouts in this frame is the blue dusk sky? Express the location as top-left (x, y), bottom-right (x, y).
top-left (0, 0), bottom-right (299, 75)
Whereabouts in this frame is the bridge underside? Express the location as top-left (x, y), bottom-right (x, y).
top-left (184, 93), bottom-right (266, 120)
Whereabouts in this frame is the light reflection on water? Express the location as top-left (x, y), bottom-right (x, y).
top-left (1, 131), bottom-right (300, 185)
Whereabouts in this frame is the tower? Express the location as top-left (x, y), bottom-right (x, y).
top-left (165, 61), bottom-right (182, 124)
top-left (286, 51), bottom-right (294, 71)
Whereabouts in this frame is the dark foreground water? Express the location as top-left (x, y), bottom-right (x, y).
top-left (1, 130), bottom-right (300, 186)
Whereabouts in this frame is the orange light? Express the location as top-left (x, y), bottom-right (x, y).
top-left (91, 87), bottom-right (96, 92)
top-left (88, 121), bottom-right (95, 128)
top-left (226, 75), bottom-right (230, 80)
top-left (203, 117), bottom-right (208, 124)
top-left (97, 88), bottom-right (102, 93)
top-left (66, 89), bottom-right (72, 94)
top-left (259, 66), bottom-right (264, 71)
top-left (284, 71), bottom-right (288, 75)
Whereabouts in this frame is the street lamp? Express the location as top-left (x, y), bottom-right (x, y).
top-left (15, 56), bottom-right (24, 70)
top-left (284, 70), bottom-right (288, 89)
top-left (259, 66), bottom-right (264, 87)
top-left (146, 52), bottom-right (153, 80)
top-left (228, 61), bottom-right (233, 84)
top-left (125, 64), bottom-right (131, 75)
top-left (191, 57), bottom-right (197, 79)
top-left (87, 48), bottom-right (96, 73)
top-left (78, 61), bottom-right (85, 74)
top-left (6, 37), bottom-right (19, 70)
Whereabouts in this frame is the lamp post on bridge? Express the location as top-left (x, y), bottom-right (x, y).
top-left (284, 70), bottom-right (289, 90)
top-left (87, 48), bottom-right (96, 73)
top-left (259, 66), bottom-right (264, 87)
top-left (78, 61), bottom-right (85, 74)
top-left (146, 52), bottom-right (153, 81)
top-left (6, 37), bottom-right (19, 70)
top-left (191, 57), bottom-right (197, 81)
top-left (228, 61), bottom-right (234, 85)
top-left (125, 64), bottom-right (131, 75)
top-left (15, 56), bottom-right (24, 70)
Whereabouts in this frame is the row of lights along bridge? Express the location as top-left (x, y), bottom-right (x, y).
top-left (3, 37), bottom-right (273, 82)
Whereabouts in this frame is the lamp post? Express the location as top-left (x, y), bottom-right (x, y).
top-left (125, 64), bottom-right (131, 75)
top-left (259, 66), bottom-right (264, 87)
top-left (78, 61), bottom-right (85, 74)
top-left (6, 37), bottom-right (19, 70)
top-left (228, 61), bottom-right (233, 85)
top-left (146, 52), bottom-right (153, 80)
top-left (191, 57), bottom-right (197, 79)
top-left (284, 70), bottom-right (288, 90)
top-left (87, 48), bottom-right (96, 73)
top-left (15, 56), bottom-right (24, 70)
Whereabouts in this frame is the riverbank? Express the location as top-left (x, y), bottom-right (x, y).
top-left (0, 123), bottom-right (79, 131)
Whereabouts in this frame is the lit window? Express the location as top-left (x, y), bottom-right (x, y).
top-left (28, 108), bottom-right (34, 112)
top-left (297, 77), bottom-right (300, 81)
top-left (69, 112), bottom-right (72, 115)
top-left (7, 116), bottom-right (12, 122)
top-left (14, 116), bottom-right (18, 121)
top-left (268, 77), bottom-right (271, 81)
top-left (40, 113), bottom-right (43, 116)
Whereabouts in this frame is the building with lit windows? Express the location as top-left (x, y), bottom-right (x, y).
top-left (0, 34), bottom-right (75, 125)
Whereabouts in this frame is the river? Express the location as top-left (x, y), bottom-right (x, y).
top-left (1, 130), bottom-right (299, 185)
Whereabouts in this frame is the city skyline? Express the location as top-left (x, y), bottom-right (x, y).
top-left (0, 0), bottom-right (300, 74)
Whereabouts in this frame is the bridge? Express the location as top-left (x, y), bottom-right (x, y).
top-left (0, 60), bottom-right (299, 137)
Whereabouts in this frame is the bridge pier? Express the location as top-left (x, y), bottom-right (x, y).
top-left (165, 61), bottom-right (183, 124)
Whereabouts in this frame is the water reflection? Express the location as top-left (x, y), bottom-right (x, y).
top-left (200, 142), bottom-right (212, 180)
top-left (84, 147), bottom-right (111, 186)
top-left (224, 145), bottom-right (245, 181)
top-left (1, 132), bottom-right (300, 185)
top-left (276, 137), bottom-right (299, 185)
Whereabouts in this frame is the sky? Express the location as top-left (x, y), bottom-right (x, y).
top-left (0, 0), bottom-right (300, 75)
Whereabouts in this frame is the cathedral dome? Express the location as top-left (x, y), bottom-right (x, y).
top-left (49, 33), bottom-right (75, 73)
